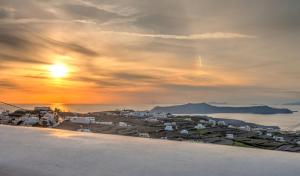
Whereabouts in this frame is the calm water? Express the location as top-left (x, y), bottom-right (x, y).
top-left (1, 103), bottom-right (300, 131)
top-left (177, 105), bottom-right (300, 131)
top-left (209, 105), bottom-right (300, 131)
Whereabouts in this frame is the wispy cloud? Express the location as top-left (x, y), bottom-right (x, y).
top-left (0, 79), bottom-right (19, 89)
top-left (100, 31), bottom-right (256, 40)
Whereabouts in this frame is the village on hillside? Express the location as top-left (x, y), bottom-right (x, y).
top-left (1, 106), bottom-right (300, 152)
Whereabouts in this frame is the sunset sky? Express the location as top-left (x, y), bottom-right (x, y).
top-left (0, 0), bottom-right (300, 104)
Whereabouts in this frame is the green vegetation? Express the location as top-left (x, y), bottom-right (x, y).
top-left (233, 141), bottom-right (253, 148)
top-left (196, 129), bottom-right (210, 135)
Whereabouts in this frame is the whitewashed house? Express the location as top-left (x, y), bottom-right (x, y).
top-left (69, 117), bottom-right (95, 124)
top-left (239, 125), bottom-right (251, 131)
top-left (252, 128), bottom-right (263, 131)
top-left (180, 129), bottom-right (189, 135)
top-left (164, 125), bottom-right (173, 131)
top-left (119, 122), bottom-right (129, 127)
top-left (40, 112), bottom-right (57, 126)
top-left (184, 118), bottom-right (192, 121)
top-left (129, 111), bottom-right (151, 118)
top-left (256, 131), bottom-right (263, 135)
top-left (228, 125), bottom-right (237, 129)
top-left (152, 112), bottom-right (168, 119)
top-left (23, 116), bottom-right (39, 125)
top-left (164, 122), bottom-right (172, 126)
top-left (273, 136), bottom-right (285, 142)
top-left (199, 119), bottom-right (208, 124)
top-left (194, 124), bottom-right (206, 129)
top-left (266, 132), bottom-right (273, 137)
top-left (208, 119), bottom-right (216, 126)
top-left (144, 118), bottom-right (159, 123)
top-left (226, 134), bottom-right (234, 139)
top-left (104, 112), bottom-right (118, 116)
top-left (266, 128), bottom-right (280, 132)
top-left (217, 121), bottom-right (226, 126)
top-left (96, 122), bottom-right (114, 126)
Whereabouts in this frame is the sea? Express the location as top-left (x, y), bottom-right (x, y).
top-left (1, 103), bottom-right (300, 131)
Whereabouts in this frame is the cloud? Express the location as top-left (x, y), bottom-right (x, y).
top-left (99, 31), bottom-right (255, 40)
top-left (112, 72), bottom-right (159, 81)
top-left (68, 71), bottom-right (161, 88)
top-left (0, 80), bottom-right (19, 89)
top-left (0, 33), bottom-right (34, 49)
top-left (0, 53), bottom-right (50, 64)
top-left (72, 76), bottom-right (121, 87)
top-left (45, 38), bottom-right (100, 57)
top-left (0, 26), bottom-right (99, 57)
top-left (61, 3), bottom-right (123, 21)
top-left (0, 7), bottom-right (14, 19)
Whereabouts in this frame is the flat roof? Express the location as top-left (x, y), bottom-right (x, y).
top-left (0, 125), bottom-right (300, 176)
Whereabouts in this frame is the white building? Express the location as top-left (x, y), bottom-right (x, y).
top-left (194, 124), bottom-right (206, 129)
top-left (165, 125), bottom-right (173, 131)
top-left (144, 118), bottom-right (159, 123)
top-left (252, 128), bottom-right (263, 131)
top-left (266, 128), bottom-right (280, 133)
top-left (217, 121), bottom-right (226, 126)
top-left (273, 136), bottom-right (285, 142)
top-left (164, 122), bottom-right (172, 126)
top-left (129, 111), bottom-right (169, 119)
top-left (228, 125), bottom-right (237, 129)
top-left (23, 116), bottom-right (39, 125)
top-left (184, 118), bottom-right (192, 121)
top-left (199, 119), bottom-right (208, 124)
top-left (208, 119), bottom-right (216, 127)
top-left (40, 112), bottom-right (57, 126)
top-left (239, 125), bottom-right (251, 132)
top-left (152, 112), bottom-right (168, 119)
top-left (226, 134), bottom-right (234, 139)
top-left (104, 112), bottom-right (118, 116)
top-left (266, 132), bottom-right (273, 137)
top-left (256, 131), bottom-right (263, 135)
top-left (96, 122), bottom-right (114, 126)
top-left (129, 111), bottom-right (151, 118)
top-left (180, 129), bottom-right (189, 135)
top-left (69, 117), bottom-right (95, 124)
top-left (119, 122), bottom-right (129, 127)
top-left (297, 141), bottom-right (300, 145)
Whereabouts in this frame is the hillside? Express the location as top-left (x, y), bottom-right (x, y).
top-left (151, 103), bottom-right (293, 114)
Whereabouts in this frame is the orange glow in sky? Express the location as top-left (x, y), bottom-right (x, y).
top-left (0, 0), bottom-right (299, 105)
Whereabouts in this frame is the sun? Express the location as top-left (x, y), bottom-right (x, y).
top-left (49, 64), bottom-right (68, 78)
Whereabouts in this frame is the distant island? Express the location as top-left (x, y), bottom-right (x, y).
top-left (151, 103), bottom-right (293, 114)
